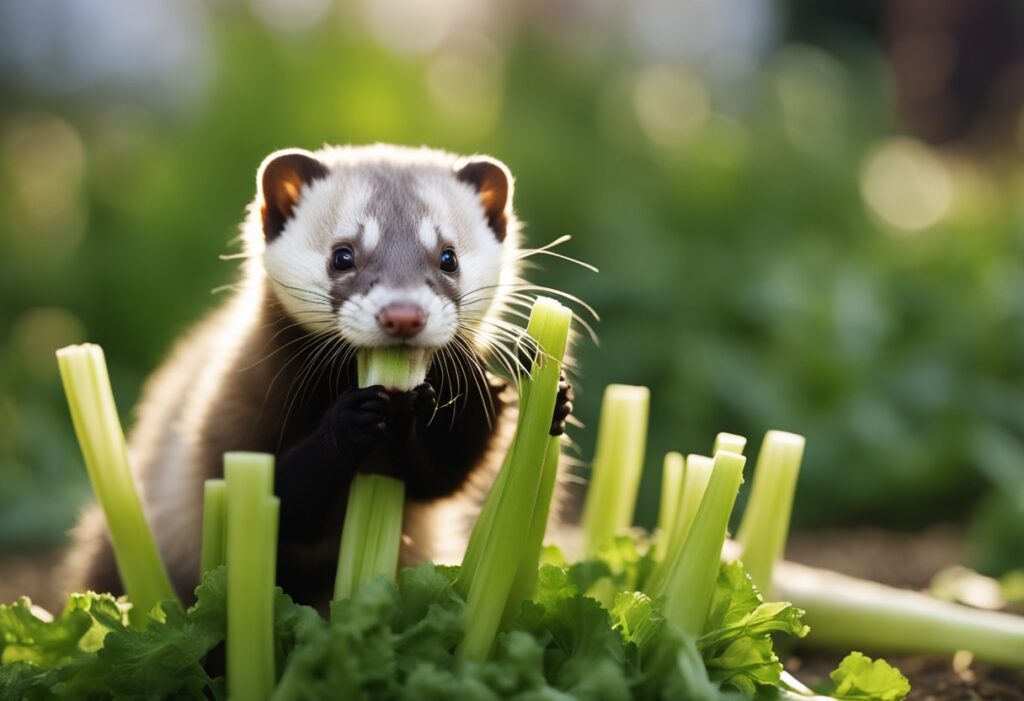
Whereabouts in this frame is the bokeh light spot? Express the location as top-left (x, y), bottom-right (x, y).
top-left (11, 307), bottom-right (87, 379)
top-left (860, 137), bottom-right (952, 234)
top-left (426, 36), bottom-right (503, 138)
top-left (250, 0), bottom-right (333, 34)
top-left (1, 113), bottom-right (87, 252)
top-left (633, 65), bottom-right (710, 148)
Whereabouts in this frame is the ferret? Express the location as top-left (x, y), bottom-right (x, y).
top-left (63, 144), bottom-right (573, 607)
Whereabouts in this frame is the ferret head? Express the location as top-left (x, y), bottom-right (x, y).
top-left (250, 145), bottom-right (518, 353)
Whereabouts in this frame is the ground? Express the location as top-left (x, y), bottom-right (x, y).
top-left (1, 526), bottom-right (1022, 699)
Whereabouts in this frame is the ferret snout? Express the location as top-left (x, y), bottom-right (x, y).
top-left (377, 302), bottom-right (426, 338)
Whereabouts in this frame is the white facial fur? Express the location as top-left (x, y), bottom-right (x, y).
top-left (258, 145), bottom-right (516, 352)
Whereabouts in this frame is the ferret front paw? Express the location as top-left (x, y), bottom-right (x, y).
top-left (330, 385), bottom-right (391, 451)
top-left (412, 382), bottom-right (437, 421)
top-left (550, 373), bottom-right (573, 437)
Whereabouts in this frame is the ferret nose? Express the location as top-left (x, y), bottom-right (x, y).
top-left (377, 302), bottom-right (426, 338)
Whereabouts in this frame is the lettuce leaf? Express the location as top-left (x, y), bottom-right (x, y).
top-left (698, 562), bottom-right (808, 696)
top-left (821, 652), bottom-right (910, 701)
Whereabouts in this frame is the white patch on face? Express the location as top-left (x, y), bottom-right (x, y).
top-left (264, 173), bottom-right (373, 333)
top-left (415, 176), bottom-right (506, 325)
top-left (362, 217), bottom-right (380, 252)
top-left (417, 218), bottom-right (438, 250)
top-left (338, 284), bottom-right (455, 349)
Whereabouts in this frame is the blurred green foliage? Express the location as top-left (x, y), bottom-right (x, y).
top-left (1, 12), bottom-right (1023, 574)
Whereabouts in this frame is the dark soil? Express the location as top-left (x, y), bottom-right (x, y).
top-left (2, 526), bottom-right (1022, 699)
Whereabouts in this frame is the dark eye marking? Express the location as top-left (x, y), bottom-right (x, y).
top-left (439, 247), bottom-right (458, 274)
top-left (331, 244), bottom-right (356, 272)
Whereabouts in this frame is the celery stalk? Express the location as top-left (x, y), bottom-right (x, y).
top-left (333, 347), bottom-right (427, 603)
top-left (334, 474), bottom-right (406, 601)
top-left (504, 432), bottom-right (563, 621)
top-left (224, 452), bottom-right (278, 701)
top-left (772, 558), bottom-right (1024, 668)
top-left (356, 347), bottom-right (429, 388)
top-left (56, 344), bottom-right (175, 625)
top-left (581, 384), bottom-right (651, 554)
top-left (655, 452), bottom-right (685, 560)
top-left (737, 430), bottom-right (805, 594)
top-left (457, 297), bottom-right (572, 661)
top-left (648, 454), bottom-right (715, 594)
top-left (200, 479), bottom-right (227, 576)
top-left (713, 432), bottom-right (747, 456)
top-left (667, 454), bottom-right (714, 555)
top-left (659, 451), bottom-right (746, 636)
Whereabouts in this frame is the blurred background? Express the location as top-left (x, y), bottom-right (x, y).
top-left (1, 0), bottom-right (1023, 586)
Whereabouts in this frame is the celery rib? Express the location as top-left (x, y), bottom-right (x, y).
top-left (581, 385), bottom-right (651, 554)
top-left (56, 344), bottom-right (176, 626)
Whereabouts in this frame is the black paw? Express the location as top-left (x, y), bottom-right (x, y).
top-left (551, 373), bottom-right (573, 437)
top-left (412, 382), bottom-right (437, 420)
top-left (329, 385), bottom-right (391, 451)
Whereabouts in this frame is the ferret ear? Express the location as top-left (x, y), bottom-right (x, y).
top-left (258, 149), bottom-right (329, 241)
top-left (455, 157), bottom-right (513, 242)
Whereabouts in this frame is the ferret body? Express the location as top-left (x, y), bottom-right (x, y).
top-left (64, 144), bottom-right (572, 607)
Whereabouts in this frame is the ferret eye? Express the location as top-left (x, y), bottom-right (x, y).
top-left (331, 245), bottom-right (356, 272)
top-left (439, 247), bottom-right (458, 274)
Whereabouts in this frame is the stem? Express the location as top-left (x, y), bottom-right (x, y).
top-left (659, 451), bottom-right (746, 636)
top-left (581, 384), bottom-right (651, 554)
top-left (224, 452), bottom-right (278, 701)
top-left (55, 344), bottom-right (175, 626)
top-left (457, 297), bottom-right (572, 661)
top-left (200, 479), bottom-right (227, 576)
top-left (772, 558), bottom-right (1024, 668)
top-left (655, 452), bottom-right (685, 560)
top-left (736, 431), bottom-right (805, 594)
top-left (333, 348), bottom-right (427, 603)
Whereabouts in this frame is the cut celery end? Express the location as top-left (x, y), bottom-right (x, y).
top-left (356, 347), bottom-right (429, 390)
top-left (224, 452), bottom-right (277, 701)
top-left (581, 384), bottom-right (651, 554)
top-left (458, 297), bottom-right (572, 661)
top-left (737, 430), bottom-right (805, 594)
top-left (200, 479), bottom-right (227, 576)
top-left (660, 451), bottom-right (746, 636)
top-left (334, 474), bottom-right (406, 603)
top-left (655, 452), bottom-right (685, 560)
top-left (56, 344), bottom-right (176, 625)
top-left (713, 432), bottom-right (747, 456)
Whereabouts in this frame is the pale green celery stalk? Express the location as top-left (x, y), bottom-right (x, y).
top-left (772, 558), bottom-right (1024, 668)
top-left (504, 433), bottom-right (563, 622)
top-left (225, 452), bottom-right (278, 701)
top-left (581, 384), bottom-right (651, 554)
top-left (200, 479), bottom-right (227, 576)
top-left (334, 474), bottom-right (406, 601)
top-left (649, 454), bottom-right (716, 594)
top-left (659, 451), bottom-right (746, 636)
top-left (457, 297), bottom-right (572, 661)
top-left (654, 452), bottom-right (685, 560)
top-left (713, 432), bottom-right (747, 456)
top-left (56, 344), bottom-right (175, 626)
top-left (665, 454), bottom-right (714, 557)
top-left (736, 430), bottom-right (805, 594)
top-left (333, 347), bottom-right (427, 603)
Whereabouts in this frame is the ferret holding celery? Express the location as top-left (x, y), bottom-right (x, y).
top-left (63, 145), bottom-right (573, 607)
